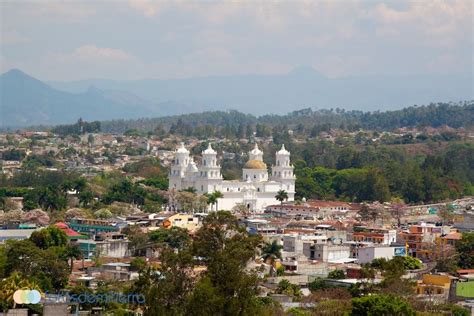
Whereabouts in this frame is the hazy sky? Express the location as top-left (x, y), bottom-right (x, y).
top-left (1, 0), bottom-right (472, 81)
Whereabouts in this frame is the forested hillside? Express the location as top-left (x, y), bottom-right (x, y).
top-left (98, 101), bottom-right (473, 135)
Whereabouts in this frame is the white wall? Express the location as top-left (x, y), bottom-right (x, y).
top-left (357, 246), bottom-right (395, 264)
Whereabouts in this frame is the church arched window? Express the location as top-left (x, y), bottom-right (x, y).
top-left (203, 160), bottom-right (206, 166)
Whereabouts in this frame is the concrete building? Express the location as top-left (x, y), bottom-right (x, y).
top-left (311, 244), bottom-right (351, 263)
top-left (356, 245), bottom-right (403, 264)
top-left (0, 228), bottom-right (37, 243)
top-left (283, 234), bottom-right (328, 258)
top-left (349, 226), bottom-right (397, 245)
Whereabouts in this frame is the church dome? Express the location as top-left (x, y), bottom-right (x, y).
top-left (244, 159), bottom-right (267, 169)
top-left (202, 143), bottom-right (216, 155)
top-left (250, 143), bottom-right (263, 156)
top-left (277, 144), bottom-right (290, 155)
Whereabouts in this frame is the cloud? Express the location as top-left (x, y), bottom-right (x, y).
top-left (1, 0), bottom-right (471, 80)
top-left (55, 45), bottom-right (135, 62)
top-left (128, 0), bottom-right (167, 17)
top-left (1, 30), bottom-right (30, 44)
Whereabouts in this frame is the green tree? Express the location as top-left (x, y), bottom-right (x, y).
top-left (190, 211), bottom-right (263, 315)
top-left (351, 294), bottom-right (415, 316)
top-left (275, 189), bottom-right (289, 205)
top-left (457, 232), bottom-right (474, 269)
top-left (144, 249), bottom-right (194, 316)
top-left (78, 190), bottom-right (94, 207)
top-left (29, 226), bottom-right (68, 249)
top-left (328, 269), bottom-right (346, 279)
top-left (276, 279), bottom-right (302, 298)
top-left (130, 257), bottom-right (147, 272)
top-left (0, 272), bottom-right (42, 311)
top-left (149, 227), bottom-right (190, 250)
top-left (212, 191), bottom-right (224, 211)
top-left (64, 244), bottom-right (83, 273)
top-left (261, 240), bottom-right (283, 265)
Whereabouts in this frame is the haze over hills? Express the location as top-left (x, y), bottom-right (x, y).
top-left (0, 69), bottom-right (162, 127)
top-left (0, 67), bottom-right (472, 127)
top-left (48, 66), bottom-right (472, 115)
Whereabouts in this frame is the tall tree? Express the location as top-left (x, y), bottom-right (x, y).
top-left (275, 190), bottom-right (288, 205)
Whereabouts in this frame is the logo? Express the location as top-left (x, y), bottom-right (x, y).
top-left (13, 290), bottom-right (41, 304)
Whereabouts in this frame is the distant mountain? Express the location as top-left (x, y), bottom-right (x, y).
top-left (48, 66), bottom-right (473, 115)
top-left (0, 69), bottom-right (160, 127)
top-left (1, 68), bottom-right (472, 127)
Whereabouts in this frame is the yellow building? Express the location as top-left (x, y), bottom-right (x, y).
top-left (162, 214), bottom-right (202, 232)
top-left (416, 274), bottom-right (453, 298)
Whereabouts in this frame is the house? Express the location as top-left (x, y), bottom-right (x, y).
top-left (311, 243), bottom-right (352, 263)
top-left (349, 226), bottom-right (397, 245)
top-left (87, 262), bottom-right (138, 281)
top-left (398, 224), bottom-right (451, 261)
top-left (0, 228), bottom-right (38, 243)
top-left (356, 245), bottom-right (405, 264)
top-left (95, 234), bottom-right (130, 258)
top-left (162, 214), bottom-right (202, 232)
top-left (416, 274), bottom-right (454, 302)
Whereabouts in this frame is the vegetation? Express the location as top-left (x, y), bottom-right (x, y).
top-left (351, 294), bottom-right (415, 316)
top-left (328, 269), bottom-right (346, 279)
top-left (100, 102), bottom-right (474, 134)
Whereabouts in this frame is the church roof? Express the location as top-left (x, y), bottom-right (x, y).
top-left (243, 159), bottom-right (267, 169)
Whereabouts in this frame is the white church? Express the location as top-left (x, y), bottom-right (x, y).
top-left (169, 142), bottom-right (296, 212)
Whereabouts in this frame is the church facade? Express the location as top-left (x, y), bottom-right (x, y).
top-left (169, 143), bottom-right (296, 212)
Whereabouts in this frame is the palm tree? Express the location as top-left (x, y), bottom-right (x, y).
top-left (262, 241), bottom-right (283, 271)
top-left (212, 191), bottom-right (224, 211)
top-left (65, 244), bottom-right (83, 273)
top-left (204, 193), bottom-right (217, 212)
top-left (275, 190), bottom-right (288, 205)
top-left (0, 272), bottom-right (41, 310)
top-left (78, 190), bottom-right (94, 207)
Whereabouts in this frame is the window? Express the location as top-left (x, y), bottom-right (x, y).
top-left (203, 160), bottom-right (206, 166)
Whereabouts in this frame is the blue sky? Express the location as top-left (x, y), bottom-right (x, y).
top-left (1, 0), bottom-right (472, 81)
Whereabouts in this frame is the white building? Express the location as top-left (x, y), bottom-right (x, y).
top-left (356, 246), bottom-right (398, 264)
top-left (169, 143), bottom-right (295, 212)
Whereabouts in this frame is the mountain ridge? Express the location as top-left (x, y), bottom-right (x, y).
top-left (1, 68), bottom-right (472, 127)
